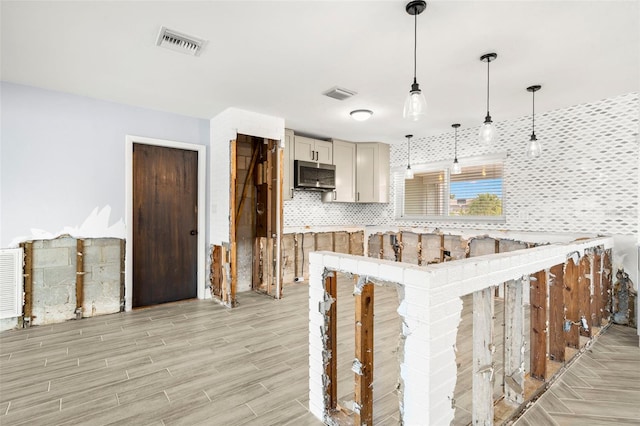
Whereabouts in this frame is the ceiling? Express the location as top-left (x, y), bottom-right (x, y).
top-left (1, 1), bottom-right (638, 145)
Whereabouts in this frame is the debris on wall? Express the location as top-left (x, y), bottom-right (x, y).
top-left (612, 269), bottom-right (637, 326)
top-left (366, 230), bottom-right (535, 267)
top-left (281, 231), bottom-right (365, 283)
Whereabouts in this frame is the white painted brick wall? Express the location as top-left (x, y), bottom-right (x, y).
top-left (309, 237), bottom-right (612, 424)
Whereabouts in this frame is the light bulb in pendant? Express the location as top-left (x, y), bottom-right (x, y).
top-left (405, 165), bottom-right (414, 179)
top-left (451, 159), bottom-right (461, 175)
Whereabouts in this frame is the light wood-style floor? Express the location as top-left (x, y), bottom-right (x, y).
top-left (1, 277), bottom-right (637, 425)
top-left (514, 324), bottom-right (640, 426)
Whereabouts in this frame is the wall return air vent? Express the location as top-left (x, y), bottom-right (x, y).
top-left (156, 26), bottom-right (206, 56)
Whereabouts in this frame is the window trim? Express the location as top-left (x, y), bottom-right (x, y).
top-left (394, 152), bottom-right (507, 222)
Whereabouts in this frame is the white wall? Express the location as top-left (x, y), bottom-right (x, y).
top-left (1, 82), bottom-right (210, 248)
top-left (209, 107), bottom-right (284, 246)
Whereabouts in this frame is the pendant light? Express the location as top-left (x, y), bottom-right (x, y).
top-left (405, 134), bottom-right (414, 179)
top-left (479, 52), bottom-right (498, 145)
top-left (403, 1), bottom-right (427, 121)
top-left (451, 124), bottom-right (462, 175)
top-left (526, 85), bottom-right (542, 158)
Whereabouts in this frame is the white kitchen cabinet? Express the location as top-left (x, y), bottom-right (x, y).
top-left (282, 129), bottom-right (294, 201)
top-left (294, 136), bottom-right (332, 164)
top-left (356, 142), bottom-right (389, 203)
top-left (322, 139), bottom-right (356, 203)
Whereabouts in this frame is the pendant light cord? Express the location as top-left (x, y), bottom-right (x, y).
top-left (407, 136), bottom-right (412, 166)
top-left (413, 12), bottom-right (417, 83)
top-left (532, 90), bottom-right (535, 134)
top-left (486, 58), bottom-right (490, 114)
top-left (454, 128), bottom-right (458, 159)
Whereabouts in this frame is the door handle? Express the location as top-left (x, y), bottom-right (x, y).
top-left (190, 230), bottom-right (198, 236)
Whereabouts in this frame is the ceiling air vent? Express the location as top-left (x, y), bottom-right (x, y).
top-left (323, 86), bottom-right (357, 101)
top-left (156, 26), bottom-right (206, 56)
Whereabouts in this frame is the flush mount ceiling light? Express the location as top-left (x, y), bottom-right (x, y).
top-left (526, 85), bottom-right (542, 158)
top-left (451, 123), bottom-right (462, 175)
top-left (405, 134), bottom-right (414, 179)
top-left (350, 109), bottom-right (373, 121)
top-left (479, 52), bottom-right (498, 145)
top-left (403, 1), bottom-right (428, 121)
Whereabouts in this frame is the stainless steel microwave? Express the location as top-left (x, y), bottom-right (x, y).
top-left (294, 160), bottom-right (336, 191)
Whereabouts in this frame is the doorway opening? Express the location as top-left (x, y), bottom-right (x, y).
top-left (212, 134), bottom-right (282, 306)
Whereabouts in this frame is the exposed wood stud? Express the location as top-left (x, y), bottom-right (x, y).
top-left (119, 239), bottom-right (126, 312)
top-left (324, 272), bottom-right (338, 411)
top-left (75, 239), bottom-right (85, 318)
top-left (602, 249), bottom-right (613, 320)
top-left (472, 286), bottom-right (494, 425)
top-left (495, 239), bottom-right (501, 296)
top-left (267, 237), bottom-right (274, 295)
top-left (530, 270), bottom-right (548, 380)
top-left (578, 255), bottom-right (592, 338)
top-left (235, 147), bottom-right (259, 223)
top-left (21, 242), bottom-right (34, 323)
top-left (548, 263), bottom-right (565, 361)
top-left (278, 141), bottom-right (284, 298)
top-left (564, 258), bottom-right (580, 348)
top-left (211, 245), bottom-right (221, 298)
top-left (591, 251), bottom-right (602, 326)
top-left (504, 279), bottom-right (525, 403)
top-left (230, 241), bottom-right (237, 307)
top-left (294, 233), bottom-right (299, 278)
top-left (354, 279), bottom-right (374, 426)
top-left (229, 139), bottom-right (237, 307)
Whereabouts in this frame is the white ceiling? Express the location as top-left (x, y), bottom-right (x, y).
top-left (1, 1), bottom-right (638, 145)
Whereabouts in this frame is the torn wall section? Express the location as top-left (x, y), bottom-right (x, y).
top-left (22, 236), bottom-right (124, 327)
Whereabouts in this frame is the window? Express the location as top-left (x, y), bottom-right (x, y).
top-left (395, 154), bottom-right (505, 221)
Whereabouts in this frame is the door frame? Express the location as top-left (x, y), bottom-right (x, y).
top-left (125, 135), bottom-right (207, 312)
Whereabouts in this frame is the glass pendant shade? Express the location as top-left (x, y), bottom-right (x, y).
top-left (451, 159), bottom-right (461, 175)
top-left (479, 119), bottom-right (497, 145)
top-left (526, 134), bottom-right (541, 158)
top-left (405, 166), bottom-right (414, 179)
top-left (403, 82), bottom-right (427, 121)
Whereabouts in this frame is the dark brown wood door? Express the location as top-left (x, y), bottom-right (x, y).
top-left (133, 143), bottom-right (198, 307)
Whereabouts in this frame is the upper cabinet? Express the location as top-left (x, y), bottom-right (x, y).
top-left (322, 139), bottom-right (356, 203)
top-left (286, 130), bottom-right (389, 204)
top-left (356, 143), bottom-right (390, 203)
top-left (294, 136), bottom-right (333, 164)
top-left (282, 129), bottom-right (294, 201)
